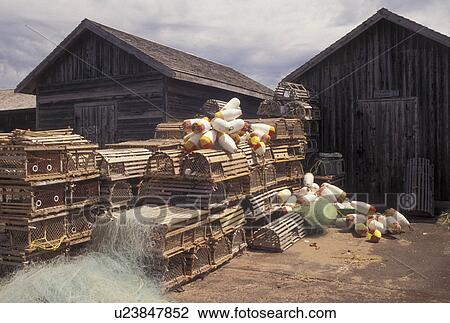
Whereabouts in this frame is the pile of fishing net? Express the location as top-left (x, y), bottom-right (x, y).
top-left (0, 215), bottom-right (164, 302)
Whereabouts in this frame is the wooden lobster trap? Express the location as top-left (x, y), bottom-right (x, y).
top-left (238, 143), bottom-right (274, 168)
top-left (138, 178), bottom-right (228, 211)
top-left (0, 211), bottom-right (93, 266)
top-left (145, 150), bottom-right (183, 178)
top-left (241, 186), bottom-right (291, 222)
top-left (97, 148), bottom-right (151, 181)
top-left (242, 163), bottom-right (278, 194)
top-left (182, 149), bottom-right (250, 183)
top-left (154, 122), bottom-right (185, 139)
top-left (0, 145), bottom-right (97, 181)
top-left (246, 118), bottom-right (305, 141)
top-left (0, 177), bottom-right (99, 219)
top-left (208, 206), bottom-right (246, 239)
top-left (202, 99), bottom-right (227, 115)
top-left (271, 140), bottom-right (306, 163)
top-left (100, 180), bottom-right (134, 209)
top-left (248, 211), bottom-right (305, 252)
top-left (106, 139), bottom-right (182, 152)
top-left (274, 160), bottom-right (304, 183)
top-left (0, 133), bottom-right (11, 145)
top-left (304, 120), bottom-right (320, 136)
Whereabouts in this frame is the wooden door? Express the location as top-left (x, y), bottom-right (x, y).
top-left (74, 102), bottom-right (116, 147)
top-left (354, 98), bottom-right (418, 202)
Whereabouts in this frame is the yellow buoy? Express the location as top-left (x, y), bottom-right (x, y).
top-left (199, 130), bottom-right (217, 149)
top-left (366, 229), bottom-right (382, 243)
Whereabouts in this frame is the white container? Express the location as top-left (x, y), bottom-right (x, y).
top-left (221, 97), bottom-right (241, 111)
top-left (215, 108), bottom-right (242, 121)
top-left (351, 201), bottom-right (376, 215)
top-left (303, 173), bottom-right (314, 187)
top-left (183, 133), bottom-right (202, 152)
top-left (251, 123), bottom-right (275, 137)
top-left (191, 118), bottom-right (211, 134)
top-left (211, 117), bottom-right (232, 133)
top-left (217, 133), bottom-right (238, 153)
top-left (228, 119), bottom-right (245, 134)
top-left (199, 130), bottom-right (217, 149)
top-left (276, 189), bottom-right (292, 204)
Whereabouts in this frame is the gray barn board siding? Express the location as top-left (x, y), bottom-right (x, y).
top-left (288, 18), bottom-right (450, 201)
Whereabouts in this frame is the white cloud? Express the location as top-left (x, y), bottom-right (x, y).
top-left (0, 0), bottom-right (448, 89)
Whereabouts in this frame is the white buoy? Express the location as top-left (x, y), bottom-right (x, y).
top-left (285, 195), bottom-right (298, 207)
top-left (217, 132), bottom-right (238, 153)
top-left (183, 133), bottom-right (202, 152)
top-left (300, 193), bottom-right (317, 205)
top-left (199, 130), bottom-right (217, 149)
top-left (386, 216), bottom-right (402, 234)
top-left (215, 108), bottom-right (242, 121)
top-left (351, 201), bottom-right (376, 215)
top-left (252, 141), bottom-right (266, 156)
top-left (182, 118), bottom-right (205, 133)
top-left (355, 223), bottom-right (369, 236)
top-left (250, 130), bottom-right (271, 144)
top-left (228, 119), bottom-right (246, 134)
top-left (276, 189), bottom-right (292, 204)
top-left (310, 183), bottom-right (320, 193)
top-left (251, 123), bottom-right (275, 137)
top-left (368, 219), bottom-right (386, 234)
top-left (303, 173), bottom-right (314, 187)
top-left (191, 118), bottom-right (211, 134)
top-left (211, 118), bottom-right (232, 133)
top-left (345, 213), bottom-right (367, 225)
top-left (319, 187), bottom-right (338, 203)
top-left (321, 183), bottom-right (346, 202)
top-left (385, 208), bottom-right (411, 230)
top-left (221, 98), bottom-right (241, 111)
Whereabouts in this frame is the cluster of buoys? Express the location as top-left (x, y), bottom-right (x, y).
top-left (182, 98), bottom-right (275, 156)
top-left (297, 173), bottom-right (412, 242)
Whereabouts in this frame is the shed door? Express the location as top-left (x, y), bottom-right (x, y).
top-left (355, 98), bottom-right (418, 202)
top-left (74, 102), bottom-right (116, 147)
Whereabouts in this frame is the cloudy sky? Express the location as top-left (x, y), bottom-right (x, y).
top-left (0, 0), bottom-right (449, 90)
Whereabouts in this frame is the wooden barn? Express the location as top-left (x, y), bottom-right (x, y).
top-left (0, 89), bottom-right (36, 132)
top-left (15, 19), bottom-right (273, 147)
top-left (284, 8), bottom-right (450, 205)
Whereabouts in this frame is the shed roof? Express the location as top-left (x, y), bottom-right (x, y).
top-left (0, 89), bottom-right (35, 112)
top-left (16, 19), bottom-right (273, 99)
top-left (284, 8), bottom-right (450, 81)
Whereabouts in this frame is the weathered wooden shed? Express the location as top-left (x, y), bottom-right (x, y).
top-left (0, 89), bottom-right (36, 132)
top-left (284, 8), bottom-right (450, 204)
top-left (16, 19), bottom-right (273, 147)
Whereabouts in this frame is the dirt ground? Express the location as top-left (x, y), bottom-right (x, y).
top-left (169, 221), bottom-right (450, 302)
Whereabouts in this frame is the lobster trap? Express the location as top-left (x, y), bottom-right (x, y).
top-left (182, 149), bottom-right (249, 182)
top-left (248, 211), bottom-right (305, 252)
top-left (145, 150), bottom-right (182, 178)
top-left (100, 180), bottom-right (133, 209)
top-left (0, 178), bottom-right (99, 218)
top-left (97, 148), bottom-right (151, 181)
top-left (246, 118), bottom-right (305, 141)
top-left (243, 164), bottom-right (278, 194)
top-left (310, 152), bottom-right (345, 187)
top-left (201, 99), bottom-right (227, 115)
top-left (238, 143), bottom-right (274, 168)
top-left (138, 177), bottom-right (246, 210)
top-left (0, 211), bottom-right (92, 266)
top-left (274, 160), bottom-right (304, 183)
top-left (271, 140), bottom-right (306, 162)
top-left (154, 122), bottom-right (185, 139)
top-left (241, 186), bottom-right (292, 222)
top-left (0, 145), bottom-right (97, 181)
top-left (106, 139), bottom-right (182, 152)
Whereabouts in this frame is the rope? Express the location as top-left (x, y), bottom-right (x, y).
top-left (29, 225), bottom-right (68, 251)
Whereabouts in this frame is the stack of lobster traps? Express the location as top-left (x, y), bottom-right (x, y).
top-left (0, 129), bottom-right (99, 268)
top-left (122, 204), bottom-right (246, 290)
top-left (96, 148), bottom-right (152, 211)
top-left (257, 81), bottom-right (321, 169)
